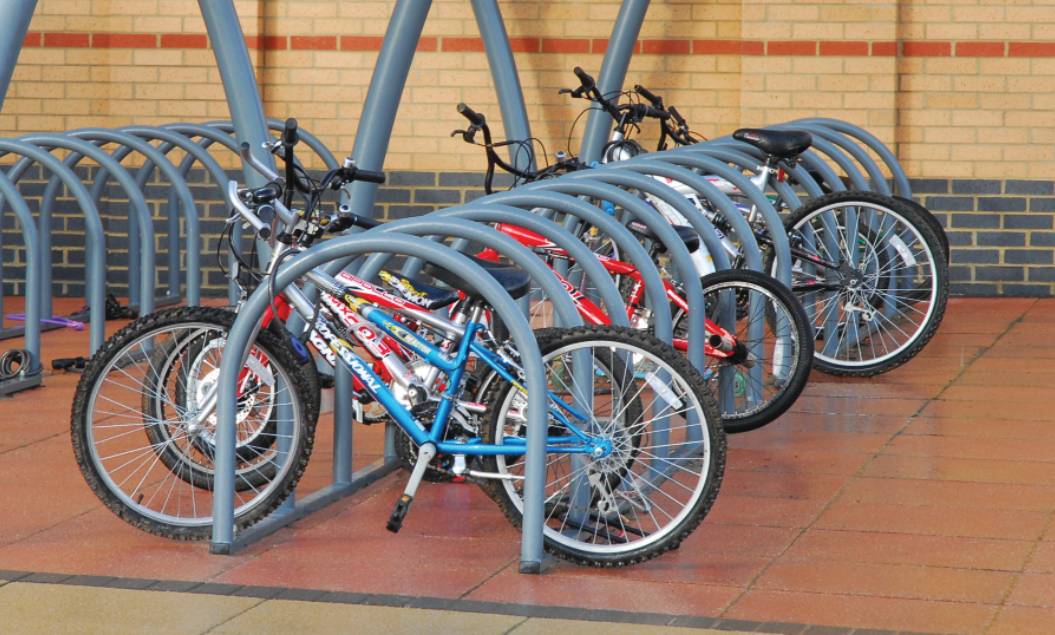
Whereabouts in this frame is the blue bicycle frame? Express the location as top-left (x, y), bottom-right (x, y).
top-left (319, 292), bottom-right (608, 459)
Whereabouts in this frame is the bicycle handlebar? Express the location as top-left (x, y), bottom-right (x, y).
top-left (227, 180), bottom-right (272, 240)
top-left (239, 142), bottom-right (282, 181)
top-left (457, 102), bottom-right (486, 127)
top-left (633, 84), bottom-right (661, 107)
top-left (573, 66), bottom-right (595, 92)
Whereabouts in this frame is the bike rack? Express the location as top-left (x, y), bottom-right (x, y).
top-left (355, 217), bottom-right (585, 330)
top-left (0, 139), bottom-right (107, 353)
top-left (430, 205), bottom-right (630, 323)
top-left (521, 177), bottom-right (709, 369)
top-left (0, 171), bottom-right (40, 396)
top-left (211, 233), bottom-right (551, 573)
top-left (21, 134), bottom-right (157, 321)
top-left (481, 190), bottom-right (673, 341)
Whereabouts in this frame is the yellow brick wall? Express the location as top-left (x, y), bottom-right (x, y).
top-left (1, 0), bottom-right (1053, 179)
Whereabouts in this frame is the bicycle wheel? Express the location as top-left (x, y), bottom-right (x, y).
top-left (673, 269), bottom-right (813, 433)
top-left (480, 325), bottom-right (726, 566)
top-left (71, 306), bottom-right (316, 540)
top-left (138, 309), bottom-right (320, 491)
top-left (784, 191), bottom-right (949, 376)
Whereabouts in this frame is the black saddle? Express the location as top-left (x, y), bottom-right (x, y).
top-left (627, 220), bottom-right (701, 254)
top-left (379, 270), bottom-right (460, 310)
top-left (733, 128), bottom-right (812, 158)
top-left (423, 256), bottom-right (531, 301)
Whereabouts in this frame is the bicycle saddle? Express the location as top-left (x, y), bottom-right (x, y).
top-left (733, 128), bottom-right (812, 158)
top-left (379, 270), bottom-right (460, 310)
top-left (627, 220), bottom-right (701, 254)
top-left (423, 255), bottom-right (531, 301)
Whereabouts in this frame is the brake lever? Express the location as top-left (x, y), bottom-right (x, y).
top-left (451, 126), bottom-right (479, 144)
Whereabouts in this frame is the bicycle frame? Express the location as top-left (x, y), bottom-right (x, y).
top-left (254, 256), bottom-right (603, 459)
top-left (474, 224), bottom-right (738, 360)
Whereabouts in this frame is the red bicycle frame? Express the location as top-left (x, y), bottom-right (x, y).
top-left (476, 223), bottom-right (737, 360)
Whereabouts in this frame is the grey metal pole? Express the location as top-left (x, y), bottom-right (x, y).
top-left (198, 0), bottom-right (274, 188)
top-left (471, 0), bottom-right (535, 172)
top-left (579, 0), bottom-right (650, 162)
top-left (0, 173), bottom-right (40, 372)
top-left (333, 363), bottom-right (354, 485)
top-left (0, 1), bottom-right (36, 111)
top-left (345, 0), bottom-right (433, 214)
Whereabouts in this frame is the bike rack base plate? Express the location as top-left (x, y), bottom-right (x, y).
top-left (211, 458), bottom-right (402, 555)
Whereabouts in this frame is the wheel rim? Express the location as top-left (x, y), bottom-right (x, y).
top-left (693, 279), bottom-right (805, 420)
top-left (84, 322), bottom-right (302, 527)
top-left (493, 338), bottom-right (714, 556)
top-left (789, 201), bottom-right (939, 368)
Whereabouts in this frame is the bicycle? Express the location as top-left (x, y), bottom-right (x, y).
top-left (456, 99), bottom-right (813, 434)
top-left (561, 72), bottom-right (949, 377)
top-left (70, 120), bottom-right (726, 566)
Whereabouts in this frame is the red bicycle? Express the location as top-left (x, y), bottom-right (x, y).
top-left (475, 221), bottom-right (813, 434)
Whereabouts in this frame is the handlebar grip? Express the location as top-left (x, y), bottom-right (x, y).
top-left (330, 209), bottom-right (382, 233)
top-left (457, 102), bottom-right (486, 126)
top-left (573, 66), bottom-right (595, 90)
top-left (647, 106), bottom-right (671, 120)
top-left (668, 105), bottom-right (687, 126)
top-left (634, 84), bottom-right (661, 106)
top-left (354, 169), bottom-right (386, 184)
top-left (282, 117), bottom-right (299, 145)
top-left (250, 181), bottom-right (283, 204)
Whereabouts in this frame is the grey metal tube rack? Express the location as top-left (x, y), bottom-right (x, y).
top-left (210, 233), bottom-right (551, 573)
top-left (0, 171), bottom-right (41, 395)
top-left (23, 133), bottom-right (157, 320)
top-left (481, 190), bottom-right (673, 341)
top-left (430, 205), bottom-right (629, 323)
top-left (0, 139), bottom-right (108, 352)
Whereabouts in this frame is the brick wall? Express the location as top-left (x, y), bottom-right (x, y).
top-left (1, 1), bottom-right (1054, 297)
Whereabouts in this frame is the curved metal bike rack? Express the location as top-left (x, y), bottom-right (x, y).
top-left (431, 205), bottom-right (629, 323)
top-left (212, 233), bottom-right (550, 572)
top-left (0, 139), bottom-right (107, 352)
top-left (0, 171), bottom-right (41, 394)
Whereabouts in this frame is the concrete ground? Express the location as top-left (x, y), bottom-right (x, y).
top-left (2, 297), bottom-right (1054, 634)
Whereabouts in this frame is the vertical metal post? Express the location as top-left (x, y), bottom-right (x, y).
top-left (198, 0), bottom-right (274, 186)
top-left (578, 0), bottom-right (650, 162)
top-left (333, 363), bottom-right (354, 484)
top-left (344, 0), bottom-right (433, 215)
top-left (471, 0), bottom-right (535, 171)
top-left (0, 0), bottom-right (35, 112)
top-left (198, 0), bottom-right (277, 266)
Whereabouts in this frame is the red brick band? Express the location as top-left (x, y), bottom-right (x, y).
top-left (23, 32), bottom-right (1055, 58)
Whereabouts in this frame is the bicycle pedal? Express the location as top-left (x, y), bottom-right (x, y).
top-left (386, 494), bottom-right (413, 533)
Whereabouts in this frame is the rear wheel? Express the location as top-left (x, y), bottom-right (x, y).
top-left (784, 191), bottom-right (948, 376)
top-left (480, 326), bottom-right (725, 566)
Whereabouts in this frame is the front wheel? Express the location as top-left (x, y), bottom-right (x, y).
top-left (674, 269), bottom-right (814, 433)
top-left (70, 306), bottom-right (316, 540)
top-left (480, 326), bottom-right (726, 567)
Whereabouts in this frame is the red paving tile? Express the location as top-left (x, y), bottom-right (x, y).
top-left (990, 606), bottom-right (1055, 635)
top-left (3, 297), bottom-right (1055, 633)
top-left (816, 501), bottom-right (1048, 540)
top-left (1007, 573), bottom-right (1055, 608)
top-left (840, 477), bottom-right (1055, 512)
top-left (782, 529), bottom-right (1033, 570)
top-left (864, 454), bottom-right (1055, 485)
